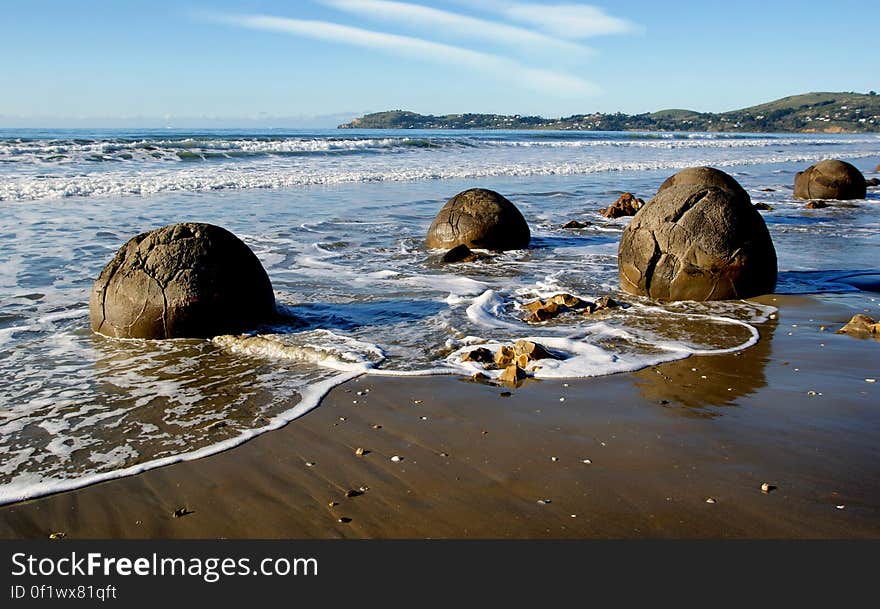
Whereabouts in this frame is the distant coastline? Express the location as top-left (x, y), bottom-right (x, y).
top-left (340, 91), bottom-right (880, 133)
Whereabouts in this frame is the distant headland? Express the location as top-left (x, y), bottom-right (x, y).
top-left (339, 92), bottom-right (880, 133)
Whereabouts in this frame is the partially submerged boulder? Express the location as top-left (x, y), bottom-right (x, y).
top-left (426, 188), bottom-right (530, 251)
top-left (441, 244), bottom-right (486, 263)
top-left (562, 220), bottom-right (591, 229)
top-left (866, 177), bottom-right (880, 187)
top-left (753, 202), bottom-right (773, 211)
top-left (794, 160), bottom-right (866, 200)
top-left (600, 193), bottom-right (644, 219)
top-left (805, 200), bottom-right (829, 209)
top-left (619, 168), bottom-right (777, 301)
top-left (90, 223), bottom-right (275, 339)
top-left (460, 347), bottom-right (495, 364)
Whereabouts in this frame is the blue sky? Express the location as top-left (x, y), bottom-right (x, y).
top-left (1, 0), bottom-right (877, 127)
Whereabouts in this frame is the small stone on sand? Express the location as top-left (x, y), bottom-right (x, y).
top-left (705, 497), bottom-right (716, 504)
top-left (355, 447), bottom-right (366, 456)
top-left (761, 483), bottom-right (776, 493)
top-left (391, 455), bottom-right (403, 462)
top-left (49, 532), bottom-right (66, 540)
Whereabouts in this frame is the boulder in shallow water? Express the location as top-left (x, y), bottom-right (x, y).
top-left (90, 223), bottom-right (275, 339)
top-left (794, 159), bottom-right (866, 200)
top-left (865, 177), bottom-right (880, 187)
top-left (426, 188), bottom-right (530, 251)
top-left (460, 347), bottom-right (495, 364)
top-left (753, 202), bottom-right (773, 211)
top-left (618, 169), bottom-right (777, 301)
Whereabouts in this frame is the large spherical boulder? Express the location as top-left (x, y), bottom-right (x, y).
top-left (656, 166), bottom-right (749, 200)
top-left (794, 160), bottom-right (866, 200)
top-left (426, 188), bottom-right (530, 251)
top-left (618, 170), bottom-right (777, 301)
top-left (90, 223), bottom-right (275, 339)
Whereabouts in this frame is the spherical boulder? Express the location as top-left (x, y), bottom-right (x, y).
top-left (656, 166), bottom-right (749, 200)
top-left (90, 223), bottom-right (275, 339)
top-left (618, 171), bottom-right (777, 301)
top-left (426, 188), bottom-right (530, 251)
top-left (794, 159), bottom-right (866, 200)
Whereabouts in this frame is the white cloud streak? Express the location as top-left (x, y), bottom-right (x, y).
top-left (458, 1), bottom-right (641, 39)
top-left (209, 13), bottom-right (599, 97)
top-left (319, 0), bottom-right (592, 55)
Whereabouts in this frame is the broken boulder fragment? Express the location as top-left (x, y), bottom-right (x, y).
top-left (600, 192), bottom-right (644, 219)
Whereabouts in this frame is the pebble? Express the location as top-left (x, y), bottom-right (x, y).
top-left (807, 390), bottom-right (818, 396)
top-left (355, 447), bottom-right (366, 456)
top-left (499, 392), bottom-right (512, 397)
top-left (305, 461), bottom-right (315, 467)
top-left (705, 497), bottom-right (716, 504)
top-left (328, 501), bottom-right (339, 507)
top-left (356, 391), bottom-right (365, 396)
top-left (339, 417), bottom-right (346, 421)
top-left (49, 532), bottom-right (66, 540)
top-left (440, 452), bottom-right (449, 457)
top-left (352, 400), bottom-right (358, 404)
top-left (391, 455), bottom-right (403, 462)
top-left (537, 499), bottom-right (552, 505)
top-left (761, 483), bottom-right (775, 494)
top-left (372, 424), bottom-right (382, 429)
top-left (582, 459), bottom-right (592, 464)
top-left (420, 416), bottom-right (427, 420)
top-left (550, 456), bottom-right (559, 462)
top-left (337, 517), bottom-right (352, 524)
top-left (570, 514), bottom-right (577, 518)
top-left (345, 489), bottom-right (363, 498)
top-left (413, 400), bottom-right (423, 404)
top-left (173, 507), bottom-right (194, 518)
top-left (866, 379), bottom-right (877, 383)
top-left (559, 397), bottom-right (565, 402)
top-left (835, 505), bottom-right (846, 510)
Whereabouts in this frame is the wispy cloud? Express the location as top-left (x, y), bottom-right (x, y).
top-left (208, 13), bottom-right (599, 97)
top-left (458, 1), bottom-right (641, 39)
top-left (319, 0), bottom-right (592, 56)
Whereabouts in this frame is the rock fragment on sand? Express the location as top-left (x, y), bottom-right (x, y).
top-left (705, 497), bottom-right (716, 504)
top-left (498, 363), bottom-right (527, 385)
top-left (49, 532), bottom-right (66, 540)
top-left (355, 447), bottom-right (366, 457)
top-left (761, 483), bottom-right (776, 494)
top-left (173, 507), bottom-right (194, 518)
top-left (514, 339), bottom-right (558, 361)
top-left (521, 293), bottom-right (590, 322)
top-left (337, 517), bottom-right (352, 523)
top-left (391, 455), bottom-right (403, 462)
top-left (345, 489), bottom-right (362, 498)
top-left (836, 314), bottom-right (880, 337)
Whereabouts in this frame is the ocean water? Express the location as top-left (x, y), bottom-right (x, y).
top-left (1, 128), bottom-right (879, 504)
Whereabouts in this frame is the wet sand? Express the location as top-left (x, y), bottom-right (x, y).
top-left (1, 294), bottom-right (878, 538)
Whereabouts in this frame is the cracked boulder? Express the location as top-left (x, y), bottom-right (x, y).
top-left (794, 160), bottom-right (866, 200)
top-left (656, 166), bottom-right (750, 200)
top-left (426, 188), bottom-right (530, 251)
top-left (89, 223), bottom-right (275, 339)
top-left (618, 172), bottom-right (777, 301)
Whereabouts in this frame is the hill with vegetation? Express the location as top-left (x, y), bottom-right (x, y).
top-left (339, 92), bottom-right (880, 133)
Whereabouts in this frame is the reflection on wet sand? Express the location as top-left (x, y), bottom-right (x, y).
top-left (632, 315), bottom-right (778, 414)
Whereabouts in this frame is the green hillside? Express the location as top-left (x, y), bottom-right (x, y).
top-left (339, 91), bottom-right (880, 133)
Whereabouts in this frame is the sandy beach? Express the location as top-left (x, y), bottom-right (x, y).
top-left (1, 293), bottom-right (877, 539)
